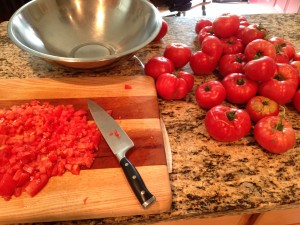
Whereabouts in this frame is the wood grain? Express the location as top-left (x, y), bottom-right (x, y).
top-left (0, 76), bottom-right (172, 224)
top-left (2, 166), bottom-right (172, 223)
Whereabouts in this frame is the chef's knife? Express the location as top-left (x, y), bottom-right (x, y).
top-left (87, 99), bottom-right (156, 209)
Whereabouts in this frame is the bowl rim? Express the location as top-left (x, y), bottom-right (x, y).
top-left (7, 0), bottom-right (162, 63)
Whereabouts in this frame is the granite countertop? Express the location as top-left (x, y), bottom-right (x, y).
top-left (1, 13), bottom-right (300, 225)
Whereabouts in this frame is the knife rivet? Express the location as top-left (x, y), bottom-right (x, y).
top-left (141, 190), bottom-right (145, 195)
top-left (132, 175), bottom-right (136, 179)
top-left (125, 163), bottom-right (129, 166)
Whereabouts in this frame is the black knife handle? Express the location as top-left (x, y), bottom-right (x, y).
top-left (120, 157), bottom-right (156, 209)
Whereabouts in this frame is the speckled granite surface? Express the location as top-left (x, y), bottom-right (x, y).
top-left (1, 13), bottom-right (300, 225)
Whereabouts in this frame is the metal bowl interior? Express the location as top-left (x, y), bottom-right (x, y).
top-left (8, 0), bottom-right (162, 69)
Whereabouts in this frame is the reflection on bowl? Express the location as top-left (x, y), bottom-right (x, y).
top-left (8, 0), bottom-right (162, 69)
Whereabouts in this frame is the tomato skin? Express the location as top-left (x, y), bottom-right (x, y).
top-left (246, 96), bottom-right (280, 122)
top-left (244, 39), bottom-right (277, 61)
top-left (195, 19), bottom-right (212, 34)
top-left (254, 116), bottom-right (296, 154)
top-left (221, 36), bottom-right (244, 55)
top-left (189, 51), bottom-right (217, 75)
top-left (258, 63), bottom-right (298, 104)
top-left (201, 36), bottom-right (223, 62)
top-left (191, 36), bottom-right (223, 75)
top-left (218, 53), bottom-right (246, 77)
top-left (153, 19), bottom-right (168, 41)
top-left (294, 52), bottom-right (300, 61)
top-left (212, 14), bottom-right (240, 38)
top-left (155, 72), bottom-right (194, 100)
top-left (294, 89), bottom-right (300, 113)
top-left (235, 25), bottom-right (247, 40)
top-left (274, 52), bottom-right (290, 64)
top-left (205, 105), bottom-right (251, 142)
top-left (178, 71), bottom-right (194, 92)
top-left (163, 43), bottom-right (191, 68)
top-left (144, 56), bottom-right (174, 80)
top-left (290, 61), bottom-right (300, 86)
top-left (239, 16), bottom-right (249, 27)
top-left (269, 36), bottom-right (296, 60)
top-left (244, 56), bottom-right (276, 82)
top-left (198, 26), bottom-right (214, 44)
top-left (241, 24), bottom-right (268, 45)
top-left (195, 81), bottom-right (226, 109)
top-left (222, 73), bottom-right (258, 104)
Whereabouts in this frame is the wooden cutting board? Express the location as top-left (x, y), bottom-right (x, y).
top-left (0, 76), bottom-right (172, 224)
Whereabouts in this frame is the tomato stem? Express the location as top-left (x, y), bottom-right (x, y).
top-left (262, 100), bottom-right (269, 106)
top-left (275, 106), bottom-right (285, 131)
top-left (254, 51), bottom-right (263, 59)
top-left (226, 39), bottom-right (234, 45)
top-left (236, 56), bottom-right (243, 63)
top-left (204, 85), bottom-right (211, 92)
top-left (236, 78), bottom-right (245, 85)
top-left (226, 111), bottom-right (236, 121)
top-left (275, 44), bottom-right (282, 54)
top-left (274, 74), bottom-right (285, 81)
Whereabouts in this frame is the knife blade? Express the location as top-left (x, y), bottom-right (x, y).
top-left (87, 99), bottom-right (156, 209)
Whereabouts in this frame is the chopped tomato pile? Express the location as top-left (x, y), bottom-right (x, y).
top-left (0, 101), bottom-right (101, 200)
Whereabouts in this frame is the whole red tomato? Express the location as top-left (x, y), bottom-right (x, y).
top-left (198, 26), bottom-right (214, 44)
top-left (269, 36), bottom-right (296, 60)
top-left (201, 36), bottom-right (223, 62)
top-left (190, 51), bottom-right (217, 75)
top-left (212, 14), bottom-right (240, 38)
top-left (195, 19), bottom-right (212, 34)
top-left (246, 96), bottom-right (279, 122)
top-left (153, 19), bottom-right (168, 41)
top-left (144, 56), bottom-right (174, 80)
top-left (294, 89), bottom-right (300, 113)
top-left (258, 63), bottom-right (298, 104)
top-left (222, 73), bottom-right (258, 104)
top-left (190, 36), bottom-right (223, 75)
top-left (244, 56), bottom-right (276, 82)
top-left (254, 115), bottom-right (296, 154)
top-left (195, 80), bottom-right (226, 109)
top-left (163, 43), bottom-right (191, 68)
top-left (241, 24), bottom-right (268, 45)
top-left (218, 53), bottom-right (246, 77)
top-left (155, 72), bottom-right (194, 100)
top-left (205, 105), bottom-right (251, 142)
top-left (244, 39), bottom-right (277, 61)
top-left (221, 36), bottom-right (244, 55)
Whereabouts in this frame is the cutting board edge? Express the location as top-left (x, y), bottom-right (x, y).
top-left (0, 165), bottom-right (172, 224)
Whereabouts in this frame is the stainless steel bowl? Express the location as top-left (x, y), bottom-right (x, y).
top-left (8, 0), bottom-right (161, 69)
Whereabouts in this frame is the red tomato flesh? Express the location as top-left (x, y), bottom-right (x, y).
top-left (0, 101), bottom-right (101, 200)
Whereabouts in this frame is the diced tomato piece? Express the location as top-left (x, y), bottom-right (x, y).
top-left (13, 187), bottom-right (23, 197)
top-left (0, 173), bottom-right (17, 200)
top-left (25, 174), bottom-right (49, 197)
top-left (23, 164), bottom-right (34, 174)
top-left (124, 84), bottom-right (132, 89)
top-left (114, 129), bottom-right (121, 139)
top-left (16, 172), bottom-right (30, 187)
